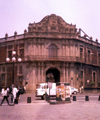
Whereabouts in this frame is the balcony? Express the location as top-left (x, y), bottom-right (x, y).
top-left (24, 55), bottom-right (82, 63)
top-left (23, 55), bottom-right (100, 67)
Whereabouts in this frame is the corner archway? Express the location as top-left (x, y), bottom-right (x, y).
top-left (46, 68), bottom-right (60, 83)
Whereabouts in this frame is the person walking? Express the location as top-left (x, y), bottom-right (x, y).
top-left (16, 86), bottom-right (20, 102)
top-left (0, 87), bottom-right (9, 105)
top-left (12, 86), bottom-right (19, 103)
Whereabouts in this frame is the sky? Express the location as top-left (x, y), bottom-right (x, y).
top-left (0, 0), bottom-right (100, 42)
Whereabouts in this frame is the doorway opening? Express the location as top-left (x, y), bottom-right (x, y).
top-left (46, 68), bottom-right (60, 83)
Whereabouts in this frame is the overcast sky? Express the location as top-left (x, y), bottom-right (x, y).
top-left (0, 0), bottom-right (100, 42)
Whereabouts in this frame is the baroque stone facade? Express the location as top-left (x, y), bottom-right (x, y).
top-left (0, 14), bottom-right (100, 91)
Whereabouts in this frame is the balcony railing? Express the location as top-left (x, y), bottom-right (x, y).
top-left (24, 55), bottom-right (84, 63)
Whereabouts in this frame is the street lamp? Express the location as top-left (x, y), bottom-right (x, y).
top-left (80, 60), bottom-right (83, 87)
top-left (6, 50), bottom-right (22, 85)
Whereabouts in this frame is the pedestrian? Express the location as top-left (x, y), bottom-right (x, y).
top-left (16, 86), bottom-right (20, 101)
top-left (79, 86), bottom-right (82, 94)
top-left (0, 87), bottom-right (9, 105)
top-left (10, 84), bottom-right (14, 94)
top-left (12, 86), bottom-right (19, 103)
top-left (24, 85), bottom-right (26, 93)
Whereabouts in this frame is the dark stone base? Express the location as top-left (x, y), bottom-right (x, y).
top-left (50, 100), bottom-right (71, 105)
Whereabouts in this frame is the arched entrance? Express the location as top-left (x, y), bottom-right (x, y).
top-left (46, 68), bottom-right (60, 83)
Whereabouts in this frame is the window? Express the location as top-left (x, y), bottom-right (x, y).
top-left (2, 74), bottom-right (5, 86)
top-left (93, 72), bottom-right (95, 83)
top-left (19, 77), bottom-right (22, 82)
top-left (19, 43), bottom-right (24, 48)
top-left (88, 50), bottom-right (90, 62)
top-left (98, 53), bottom-right (100, 65)
top-left (70, 29), bottom-right (73, 32)
top-left (2, 67), bottom-right (5, 72)
top-left (19, 77), bottom-right (22, 86)
top-left (8, 51), bottom-right (12, 60)
top-left (8, 45), bottom-right (12, 49)
top-left (80, 48), bottom-right (83, 59)
top-left (49, 44), bottom-right (57, 58)
top-left (80, 71), bottom-right (83, 79)
top-left (19, 49), bottom-right (24, 59)
top-left (65, 28), bottom-right (68, 31)
top-left (19, 66), bottom-right (22, 74)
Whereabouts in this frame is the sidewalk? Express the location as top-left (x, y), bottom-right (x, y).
top-left (1, 92), bottom-right (100, 120)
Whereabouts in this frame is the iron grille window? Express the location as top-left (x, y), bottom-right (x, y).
top-left (19, 77), bottom-right (22, 82)
top-left (80, 71), bottom-right (83, 78)
top-left (93, 72), bottom-right (95, 83)
top-left (98, 53), bottom-right (100, 65)
top-left (2, 67), bottom-right (5, 72)
top-left (2, 74), bottom-right (5, 86)
top-left (8, 51), bottom-right (12, 60)
top-left (80, 48), bottom-right (83, 59)
top-left (19, 49), bottom-right (24, 59)
top-left (88, 50), bottom-right (90, 62)
top-left (19, 66), bottom-right (22, 74)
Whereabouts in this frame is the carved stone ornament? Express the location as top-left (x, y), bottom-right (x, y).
top-left (28, 14), bottom-right (77, 34)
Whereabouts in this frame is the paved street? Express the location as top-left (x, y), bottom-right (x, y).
top-left (0, 92), bottom-right (100, 120)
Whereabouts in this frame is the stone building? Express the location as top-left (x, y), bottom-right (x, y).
top-left (0, 14), bottom-right (100, 91)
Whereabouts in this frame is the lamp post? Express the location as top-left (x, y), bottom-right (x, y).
top-left (6, 50), bottom-right (21, 105)
top-left (6, 50), bottom-right (22, 85)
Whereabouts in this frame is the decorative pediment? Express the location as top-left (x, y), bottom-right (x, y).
top-left (28, 14), bottom-right (77, 34)
top-left (46, 42), bottom-right (60, 49)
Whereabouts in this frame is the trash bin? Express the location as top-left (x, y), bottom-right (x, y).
top-left (14, 99), bottom-right (18, 104)
top-left (27, 97), bottom-right (31, 103)
top-left (85, 96), bottom-right (89, 101)
top-left (73, 96), bottom-right (76, 101)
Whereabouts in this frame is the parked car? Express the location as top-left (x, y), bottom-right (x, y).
top-left (71, 87), bottom-right (79, 94)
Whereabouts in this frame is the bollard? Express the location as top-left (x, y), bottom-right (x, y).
top-left (27, 97), bottom-right (31, 103)
top-left (73, 96), bottom-right (76, 101)
top-left (85, 96), bottom-right (89, 101)
top-left (14, 99), bottom-right (18, 104)
top-left (98, 95), bottom-right (100, 101)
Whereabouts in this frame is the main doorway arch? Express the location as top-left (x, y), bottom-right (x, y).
top-left (46, 68), bottom-right (60, 83)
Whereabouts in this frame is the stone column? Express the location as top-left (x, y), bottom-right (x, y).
top-left (63, 63), bottom-right (65, 82)
top-left (70, 63), bottom-right (75, 87)
top-left (33, 44), bottom-right (35, 55)
top-left (42, 44), bottom-right (44, 56)
top-left (62, 45), bottom-right (64, 56)
top-left (64, 45), bottom-right (66, 56)
top-left (70, 45), bottom-right (72, 56)
top-left (35, 64), bottom-right (38, 84)
top-left (60, 72), bottom-right (63, 82)
top-left (72, 44), bottom-right (75, 57)
top-left (37, 44), bottom-right (40, 56)
top-left (41, 63), bottom-right (43, 83)
top-left (43, 70), bottom-right (46, 83)
top-left (66, 45), bottom-right (67, 56)
top-left (66, 63), bottom-right (69, 83)
top-left (33, 68), bottom-right (36, 90)
top-left (38, 62), bottom-right (40, 83)
top-left (36, 44), bottom-right (38, 56)
top-left (24, 41), bottom-right (27, 56)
